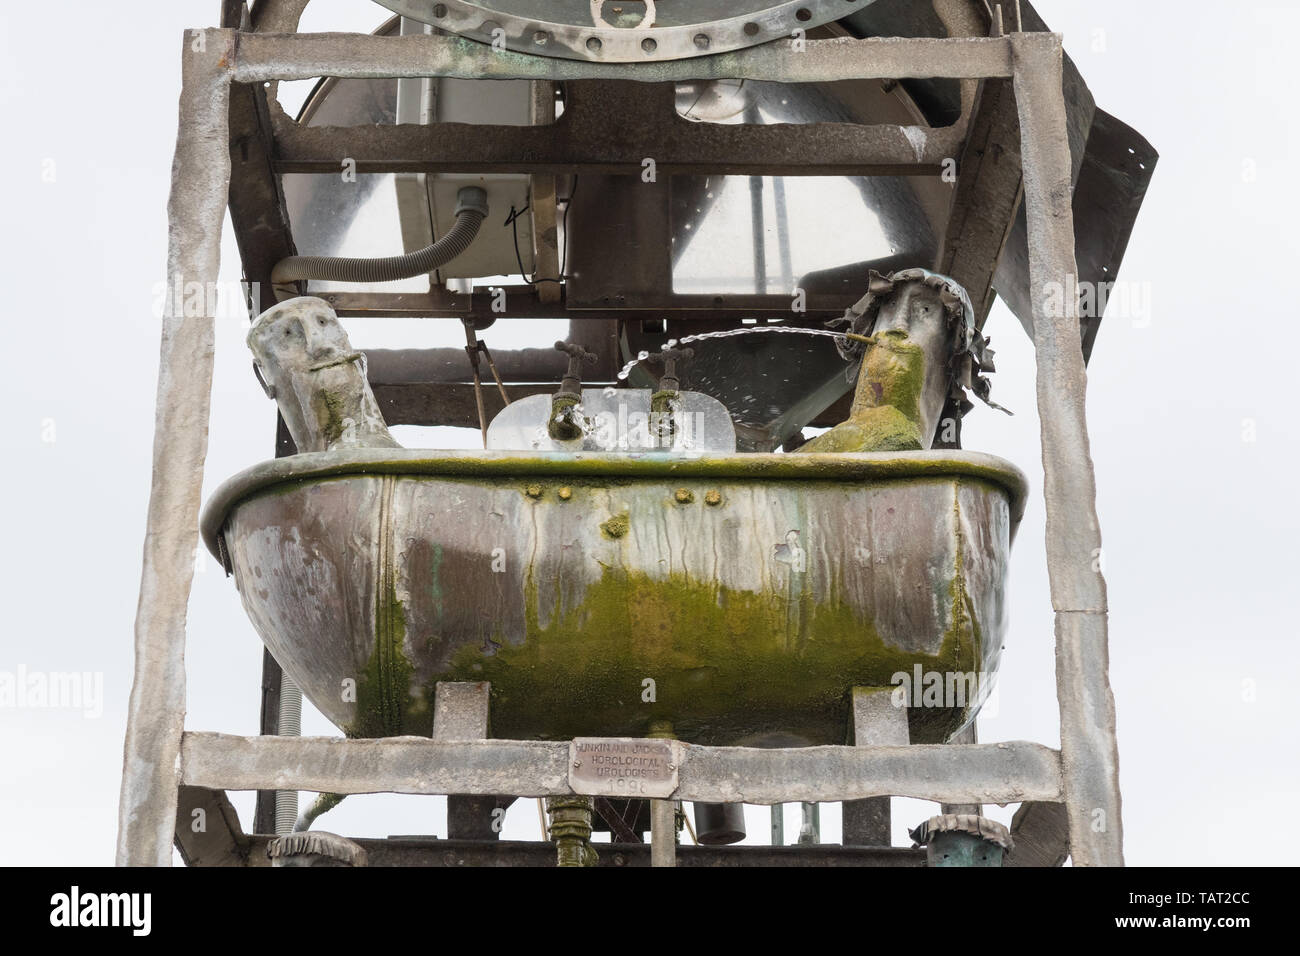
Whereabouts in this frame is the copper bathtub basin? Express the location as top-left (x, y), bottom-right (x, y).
top-left (201, 450), bottom-right (1025, 746)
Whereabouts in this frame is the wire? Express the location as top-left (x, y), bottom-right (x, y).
top-left (508, 201), bottom-right (564, 287)
top-left (560, 175), bottom-right (579, 280)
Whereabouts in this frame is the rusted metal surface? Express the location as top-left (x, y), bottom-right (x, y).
top-left (226, 69), bottom-right (295, 309)
top-left (202, 450), bottom-right (1023, 745)
top-left (272, 105), bottom-right (964, 177)
top-left (181, 731), bottom-right (1062, 804)
top-left (936, 77), bottom-right (1022, 328)
top-left (321, 288), bottom-right (851, 320)
top-left (116, 29), bottom-right (235, 868)
top-left (240, 835), bottom-right (926, 867)
top-left (1011, 31), bottom-right (1121, 867)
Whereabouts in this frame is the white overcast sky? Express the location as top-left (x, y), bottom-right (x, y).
top-left (1, 0), bottom-right (1296, 866)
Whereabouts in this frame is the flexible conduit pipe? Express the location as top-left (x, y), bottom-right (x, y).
top-left (274, 672), bottom-right (302, 835)
top-left (271, 186), bottom-right (489, 297)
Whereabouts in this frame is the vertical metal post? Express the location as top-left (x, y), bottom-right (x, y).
top-left (796, 802), bottom-right (820, 844)
top-left (843, 686), bottom-right (908, 846)
top-left (771, 805), bottom-right (784, 845)
top-left (650, 800), bottom-right (677, 867)
top-left (941, 722), bottom-right (981, 816)
top-left (116, 28), bottom-right (234, 866)
top-left (1011, 31), bottom-right (1122, 866)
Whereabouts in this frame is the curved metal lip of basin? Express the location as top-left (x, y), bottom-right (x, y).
top-left (201, 448), bottom-right (1027, 745)
top-left (201, 448), bottom-right (1028, 557)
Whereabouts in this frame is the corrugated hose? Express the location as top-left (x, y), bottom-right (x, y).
top-left (271, 186), bottom-right (489, 298)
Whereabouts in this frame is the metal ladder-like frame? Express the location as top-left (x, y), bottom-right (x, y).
top-left (117, 27), bottom-right (1120, 866)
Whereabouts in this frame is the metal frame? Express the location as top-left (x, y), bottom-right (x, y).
top-left (118, 28), bottom-right (1120, 867)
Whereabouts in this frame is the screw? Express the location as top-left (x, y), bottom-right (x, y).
top-left (573, 760), bottom-right (582, 769)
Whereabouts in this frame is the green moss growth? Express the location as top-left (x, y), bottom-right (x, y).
top-left (600, 512), bottom-right (630, 539)
top-left (437, 563), bottom-right (981, 745)
top-left (548, 394), bottom-right (584, 441)
top-left (801, 332), bottom-right (928, 454)
top-left (314, 388), bottom-right (348, 448)
top-left (346, 582), bottom-right (428, 738)
top-left (800, 407), bottom-right (922, 453)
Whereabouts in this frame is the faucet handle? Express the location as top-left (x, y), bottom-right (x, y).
top-left (650, 345), bottom-right (694, 391)
top-left (554, 340), bottom-right (598, 367)
top-left (554, 340), bottom-right (597, 395)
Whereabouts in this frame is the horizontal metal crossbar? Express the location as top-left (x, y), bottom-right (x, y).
top-left (231, 32), bottom-right (1015, 84)
top-left (180, 732), bottom-right (1062, 806)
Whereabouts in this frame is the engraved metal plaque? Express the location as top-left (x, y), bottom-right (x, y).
top-left (569, 738), bottom-right (679, 799)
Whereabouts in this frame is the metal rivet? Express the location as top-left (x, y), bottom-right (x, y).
top-left (704, 490), bottom-right (722, 506)
top-left (558, 486), bottom-right (572, 500)
top-left (586, 36), bottom-right (603, 53)
top-left (693, 33), bottom-right (710, 49)
top-left (674, 488), bottom-right (694, 504)
top-left (743, 22), bottom-right (760, 36)
top-left (432, 3), bottom-right (447, 17)
top-left (533, 30), bottom-right (549, 45)
top-left (526, 484), bottom-right (543, 499)
top-left (641, 37), bottom-right (657, 54)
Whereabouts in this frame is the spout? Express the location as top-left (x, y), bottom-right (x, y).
top-left (549, 341), bottom-right (597, 441)
top-left (648, 345), bottom-right (693, 449)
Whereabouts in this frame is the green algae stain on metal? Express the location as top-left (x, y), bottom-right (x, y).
top-left (347, 583), bottom-right (427, 738)
top-left (438, 566), bottom-right (980, 745)
top-left (428, 541), bottom-right (445, 628)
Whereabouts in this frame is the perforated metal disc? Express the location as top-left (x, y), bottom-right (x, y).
top-left (372, 0), bottom-right (866, 62)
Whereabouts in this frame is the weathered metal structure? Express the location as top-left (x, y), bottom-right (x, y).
top-left (118, 0), bottom-right (1154, 866)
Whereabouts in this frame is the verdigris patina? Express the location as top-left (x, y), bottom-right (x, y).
top-left (247, 296), bottom-right (399, 453)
